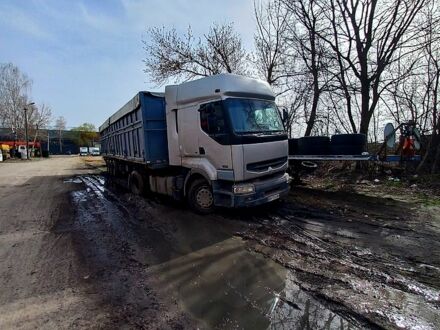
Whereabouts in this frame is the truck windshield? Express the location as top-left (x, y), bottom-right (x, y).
top-left (224, 98), bottom-right (284, 134)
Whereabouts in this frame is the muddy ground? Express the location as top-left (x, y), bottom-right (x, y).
top-left (0, 156), bottom-right (439, 329)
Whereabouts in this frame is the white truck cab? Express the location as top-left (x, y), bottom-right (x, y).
top-left (79, 147), bottom-right (88, 156)
top-left (165, 74), bottom-right (289, 210)
top-left (89, 147), bottom-right (100, 156)
top-left (18, 145), bottom-right (28, 159)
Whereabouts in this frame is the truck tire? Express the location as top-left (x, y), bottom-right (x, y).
top-left (330, 144), bottom-right (364, 155)
top-left (128, 171), bottom-right (144, 195)
top-left (298, 136), bottom-right (330, 155)
top-left (330, 134), bottom-right (366, 155)
top-left (331, 133), bottom-right (366, 146)
top-left (107, 161), bottom-right (115, 176)
top-left (188, 179), bottom-right (214, 214)
top-left (288, 138), bottom-right (299, 155)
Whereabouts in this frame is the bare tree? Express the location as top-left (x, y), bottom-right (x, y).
top-left (416, 1), bottom-right (440, 172)
top-left (54, 116), bottom-right (66, 153)
top-left (254, 0), bottom-right (293, 90)
top-left (282, 0), bottom-right (334, 136)
top-left (28, 103), bottom-right (52, 152)
top-left (317, 0), bottom-right (428, 136)
top-left (254, 0), bottom-right (308, 137)
top-left (0, 63), bottom-right (32, 136)
top-left (143, 23), bottom-right (247, 85)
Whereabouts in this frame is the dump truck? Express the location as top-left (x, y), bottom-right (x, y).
top-left (99, 74), bottom-right (290, 213)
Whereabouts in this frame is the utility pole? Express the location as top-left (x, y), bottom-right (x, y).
top-left (24, 102), bottom-right (35, 160)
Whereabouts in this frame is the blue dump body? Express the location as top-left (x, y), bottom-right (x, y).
top-left (100, 92), bottom-right (168, 169)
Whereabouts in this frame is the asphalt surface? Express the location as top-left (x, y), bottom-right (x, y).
top-left (0, 156), bottom-right (439, 329)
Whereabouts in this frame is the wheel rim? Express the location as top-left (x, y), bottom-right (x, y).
top-left (195, 187), bottom-right (213, 209)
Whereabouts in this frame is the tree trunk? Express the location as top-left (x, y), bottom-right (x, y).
top-left (430, 141), bottom-right (440, 173)
top-left (304, 86), bottom-right (319, 136)
top-left (359, 80), bottom-right (371, 136)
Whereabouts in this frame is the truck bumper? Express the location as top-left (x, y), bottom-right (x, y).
top-left (213, 173), bottom-right (290, 208)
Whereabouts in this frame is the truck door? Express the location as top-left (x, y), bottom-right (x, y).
top-left (178, 105), bottom-right (199, 156)
top-left (198, 101), bottom-right (233, 172)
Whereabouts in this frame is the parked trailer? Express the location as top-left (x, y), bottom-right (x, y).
top-left (100, 74), bottom-right (290, 213)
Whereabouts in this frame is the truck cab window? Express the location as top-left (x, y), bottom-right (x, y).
top-left (200, 101), bottom-right (226, 135)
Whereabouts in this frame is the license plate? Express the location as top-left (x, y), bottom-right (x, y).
top-left (267, 193), bottom-right (280, 202)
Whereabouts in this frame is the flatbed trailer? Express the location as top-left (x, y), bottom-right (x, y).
top-left (288, 154), bottom-right (421, 162)
top-left (289, 154), bottom-right (373, 161)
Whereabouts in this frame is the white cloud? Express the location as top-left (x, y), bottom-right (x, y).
top-left (77, 2), bottom-right (122, 34)
top-left (0, 2), bottom-right (53, 40)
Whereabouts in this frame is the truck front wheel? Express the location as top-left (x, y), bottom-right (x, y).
top-left (188, 179), bottom-right (214, 214)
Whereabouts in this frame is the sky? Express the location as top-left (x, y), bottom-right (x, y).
top-left (0, 0), bottom-right (257, 129)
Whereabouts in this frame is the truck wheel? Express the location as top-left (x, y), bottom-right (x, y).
top-left (128, 171), bottom-right (144, 195)
top-left (288, 138), bottom-right (299, 155)
top-left (188, 179), bottom-right (214, 214)
top-left (330, 134), bottom-right (367, 155)
top-left (298, 136), bottom-right (330, 155)
top-left (107, 161), bottom-right (115, 176)
top-left (331, 133), bottom-right (366, 146)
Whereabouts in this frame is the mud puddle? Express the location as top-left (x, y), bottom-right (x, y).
top-left (233, 192), bottom-right (440, 329)
top-left (67, 174), bottom-right (356, 329)
top-left (147, 235), bottom-right (354, 329)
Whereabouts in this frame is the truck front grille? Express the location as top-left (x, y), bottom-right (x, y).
top-left (246, 156), bottom-right (287, 172)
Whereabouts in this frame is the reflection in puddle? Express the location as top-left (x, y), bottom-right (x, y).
top-left (148, 237), bottom-right (355, 329)
top-left (269, 275), bottom-right (356, 329)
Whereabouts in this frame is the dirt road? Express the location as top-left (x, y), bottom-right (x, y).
top-left (0, 157), bottom-right (193, 329)
top-left (1, 156), bottom-right (439, 329)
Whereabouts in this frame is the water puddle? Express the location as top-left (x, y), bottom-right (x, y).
top-left (68, 174), bottom-right (360, 329)
top-left (63, 177), bottom-right (82, 184)
top-left (148, 237), bottom-right (355, 329)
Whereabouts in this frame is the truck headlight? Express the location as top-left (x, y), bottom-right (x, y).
top-left (233, 184), bottom-right (255, 194)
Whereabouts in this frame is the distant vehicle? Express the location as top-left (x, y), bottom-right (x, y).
top-left (18, 145), bottom-right (28, 159)
top-left (89, 147), bottom-right (100, 156)
top-left (79, 147), bottom-right (89, 156)
top-left (100, 74), bottom-right (290, 213)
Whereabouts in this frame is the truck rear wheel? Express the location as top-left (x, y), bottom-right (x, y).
top-left (128, 171), bottom-right (144, 195)
top-left (107, 161), bottom-right (116, 177)
top-left (188, 179), bottom-right (214, 214)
